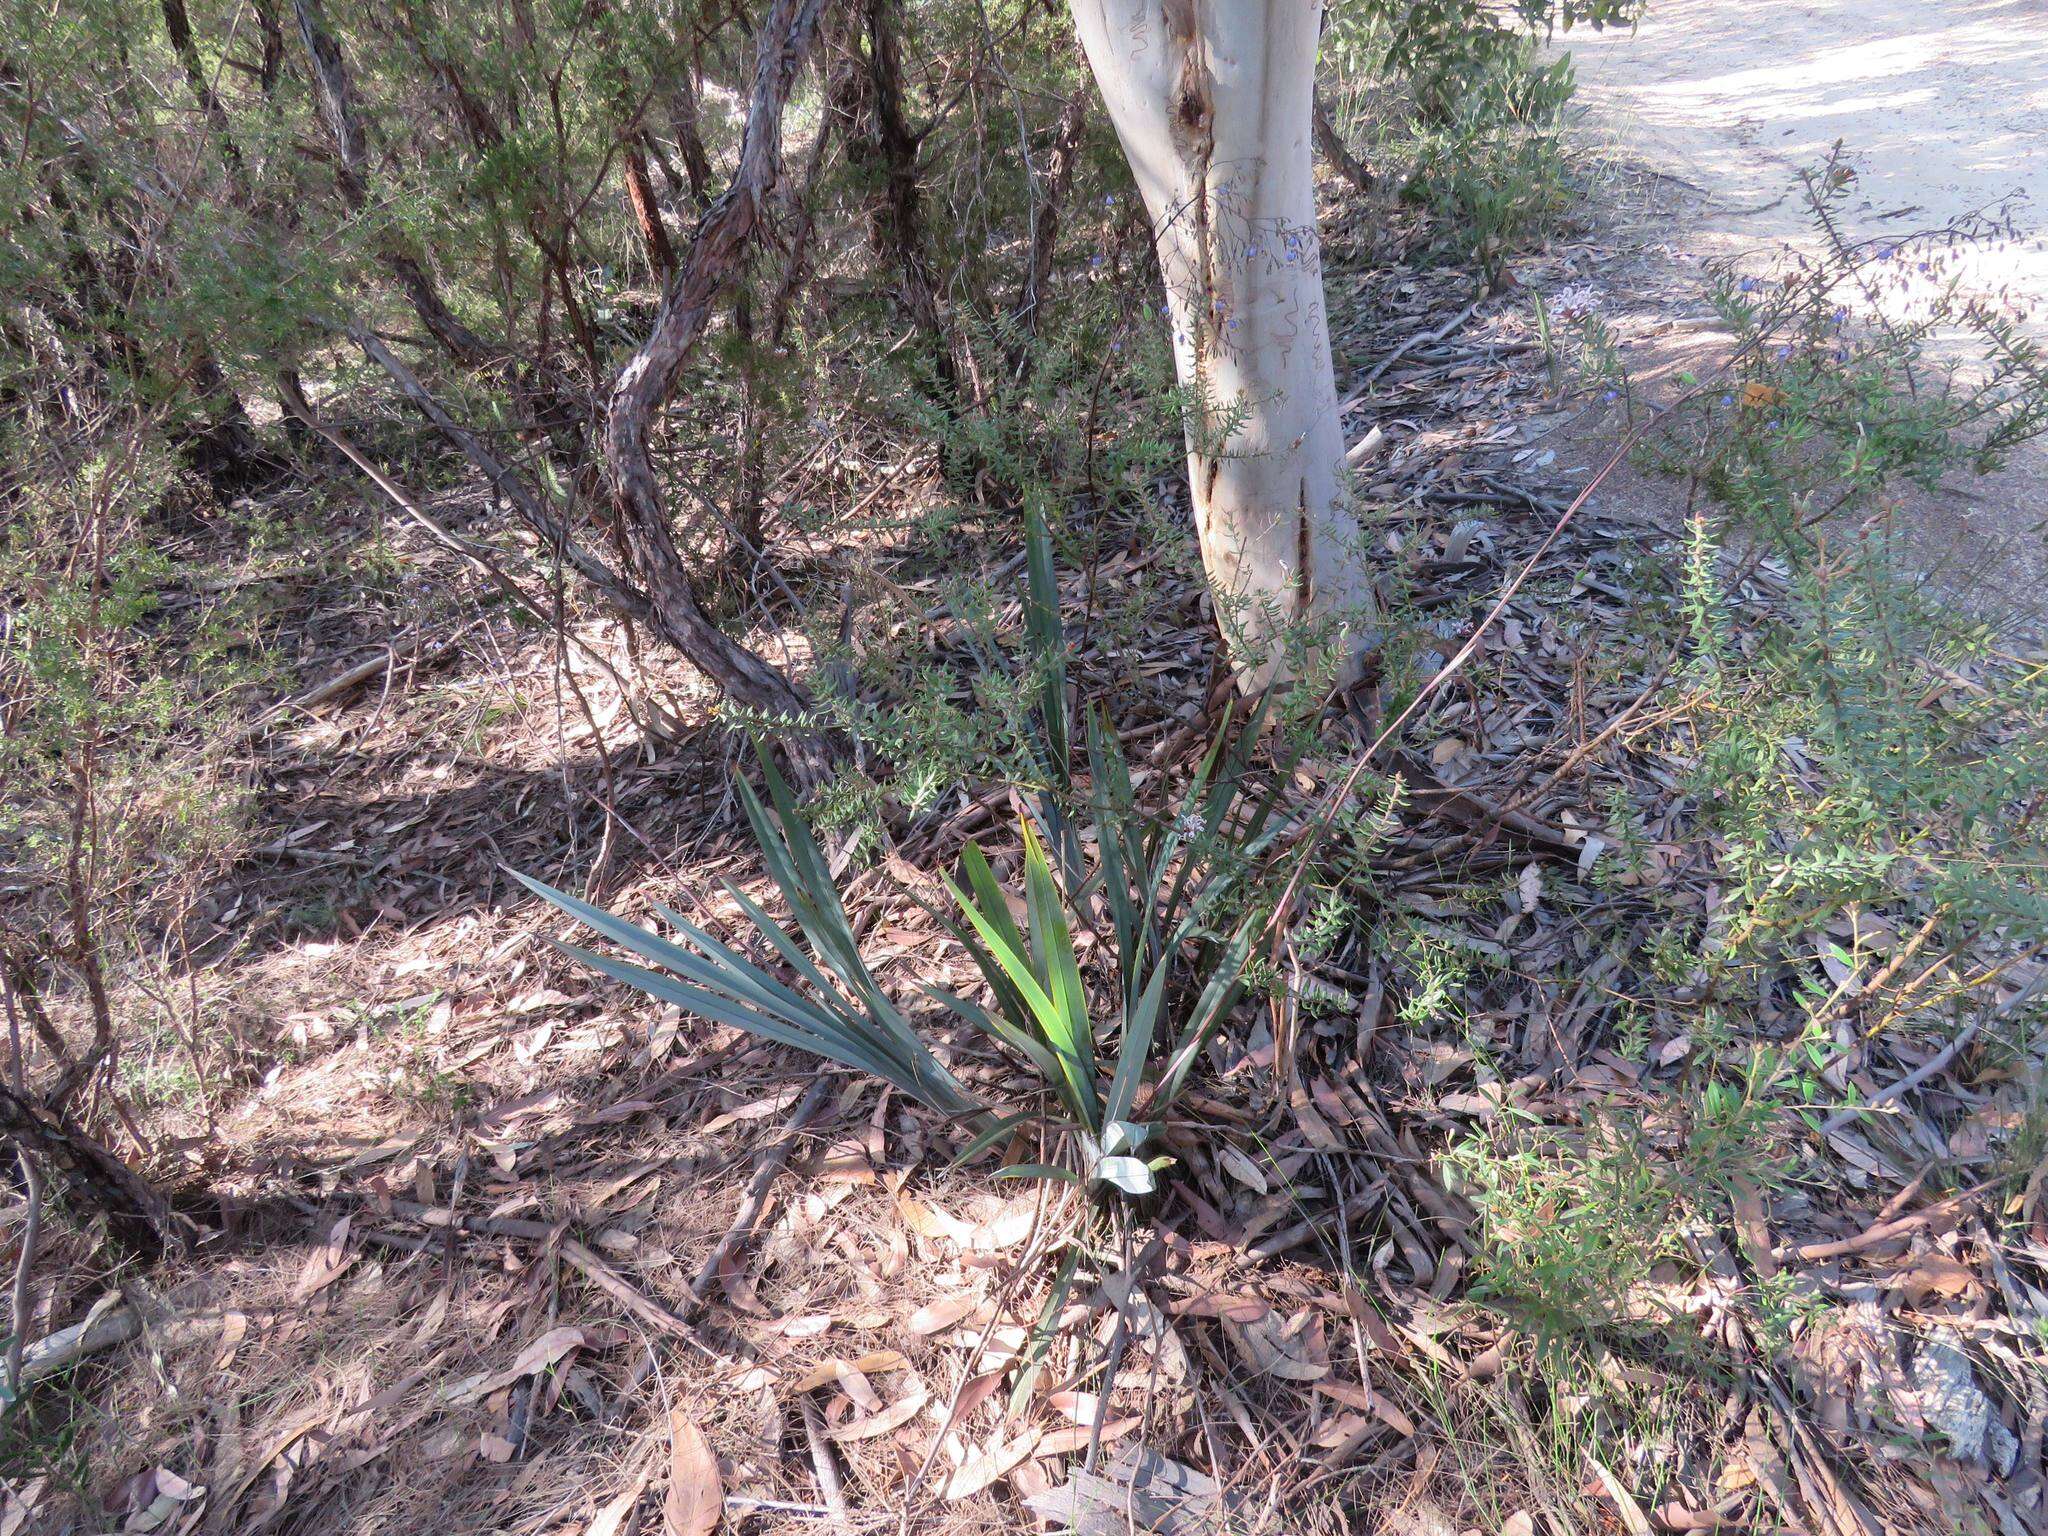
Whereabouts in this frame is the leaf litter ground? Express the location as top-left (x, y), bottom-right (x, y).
top-left (6, 170), bottom-right (2046, 1536)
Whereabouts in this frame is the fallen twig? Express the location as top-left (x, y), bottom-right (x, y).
top-left (687, 1076), bottom-right (832, 1308)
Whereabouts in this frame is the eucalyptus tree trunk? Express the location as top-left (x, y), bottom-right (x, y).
top-left (1070, 0), bottom-right (1374, 690)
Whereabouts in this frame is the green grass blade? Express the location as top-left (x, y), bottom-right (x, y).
top-left (921, 983), bottom-right (1067, 1086)
top-left (551, 941), bottom-right (924, 1097)
top-left (1007, 1249), bottom-right (1079, 1416)
top-left (995, 1163), bottom-right (1079, 1184)
top-left (947, 1109), bottom-right (1038, 1170)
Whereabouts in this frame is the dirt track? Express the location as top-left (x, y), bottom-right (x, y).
top-left (1558, 0), bottom-right (2048, 307)
top-left (1548, 0), bottom-right (2048, 634)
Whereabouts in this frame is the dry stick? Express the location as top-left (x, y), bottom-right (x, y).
top-left (233, 639), bottom-right (433, 742)
top-left (1820, 969), bottom-right (2048, 1137)
top-left (1, 963), bottom-right (38, 1401)
top-left (5, 1151), bottom-right (42, 1399)
top-left (797, 1395), bottom-right (849, 1521)
top-left (1, 1292), bottom-right (144, 1405)
top-left (899, 1172), bottom-right (1070, 1521)
top-left (1785, 1180), bottom-right (1997, 1263)
top-left (686, 1076), bottom-right (831, 1308)
top-left (341, 331), bottom-right (654, 632)
top-left (370, 1194), bottom-right (727, 1360)
top-left (281, 385), bottom-right (642, 706)
top-left (1356, 300), bottom-right (1480, 390)
top-left (1487, 659), bottom-right (1676, 825)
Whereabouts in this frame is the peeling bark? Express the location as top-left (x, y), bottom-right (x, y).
top-left (1070, 0), bottom-right (1375, 689)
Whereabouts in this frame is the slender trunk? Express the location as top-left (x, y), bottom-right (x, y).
top-left (1069, 0), bottom-right (1375, 689)
top-left (624, 137), bottom-right (678, 278)
top-left (160, 0), bottom-right (245, 173)
top-left (1007, 85), bottom-right (1089, 378)
top-left (293, 0), bottom-right (499, 368)
top-left (733, 65), bottom-right (836, 553)
top-left (1312, 92), bottom-right (1373, 195)
top-left (606, 0), bottom-right (827, 736)
top-left (861, 0), bottom-right (962, 404)
top-left (159, 0), bottom-right (280, 482)
top-left (253, 0), bottom-right (286, 92)
top-left (665, 65), bottom-right (716, 209)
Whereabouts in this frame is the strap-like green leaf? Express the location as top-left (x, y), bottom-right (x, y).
top-left (1105, 954), bottom-right (1170, 1127)
top-left (946, 1109), bottom-right (1038, 1170)
top-left (1019, 823), bottom-right (1099, 1126)
top-left (994, 1163), bottom-right (1079, 1184)
top-left (1156, 922), bottom-right (1252, 1108)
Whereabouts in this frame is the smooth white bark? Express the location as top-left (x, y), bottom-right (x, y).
top-left (1070, 0), bottom-right (1374, 689)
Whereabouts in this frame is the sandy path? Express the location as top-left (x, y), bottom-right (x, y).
top-left (1556, 0), bottom-right (2048, 306)
top-left (1546, 0), bottom-right (2048, 633)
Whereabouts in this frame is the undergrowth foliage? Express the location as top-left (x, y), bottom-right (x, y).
top-left (528, 512), bottom-right (1291, 1200)
top-left (1440, 161), bottom-right (2048, 1341)
top-left (6, 1), bottom-right (2048, 1529)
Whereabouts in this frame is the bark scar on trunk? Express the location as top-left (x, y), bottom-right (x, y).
top-left (1295, 476), bottom-right (1314, 616)
top-left (1162, 0), bottom-right (1219, 492)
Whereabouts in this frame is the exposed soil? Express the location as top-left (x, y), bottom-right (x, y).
top-left (1549, 0), bottom-right (2048, 638)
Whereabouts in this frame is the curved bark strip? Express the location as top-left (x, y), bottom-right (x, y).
top-left (1070, 0), bottom-right (1375, 691)
top-left (605, 0), bottom-right (828, 724)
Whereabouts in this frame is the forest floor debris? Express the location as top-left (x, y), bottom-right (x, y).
top-left (5, 156), bottom-right (2046, 1536)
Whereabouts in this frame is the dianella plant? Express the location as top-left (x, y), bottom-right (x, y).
top-left (519, 511), bottom-right (1291, 1197)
